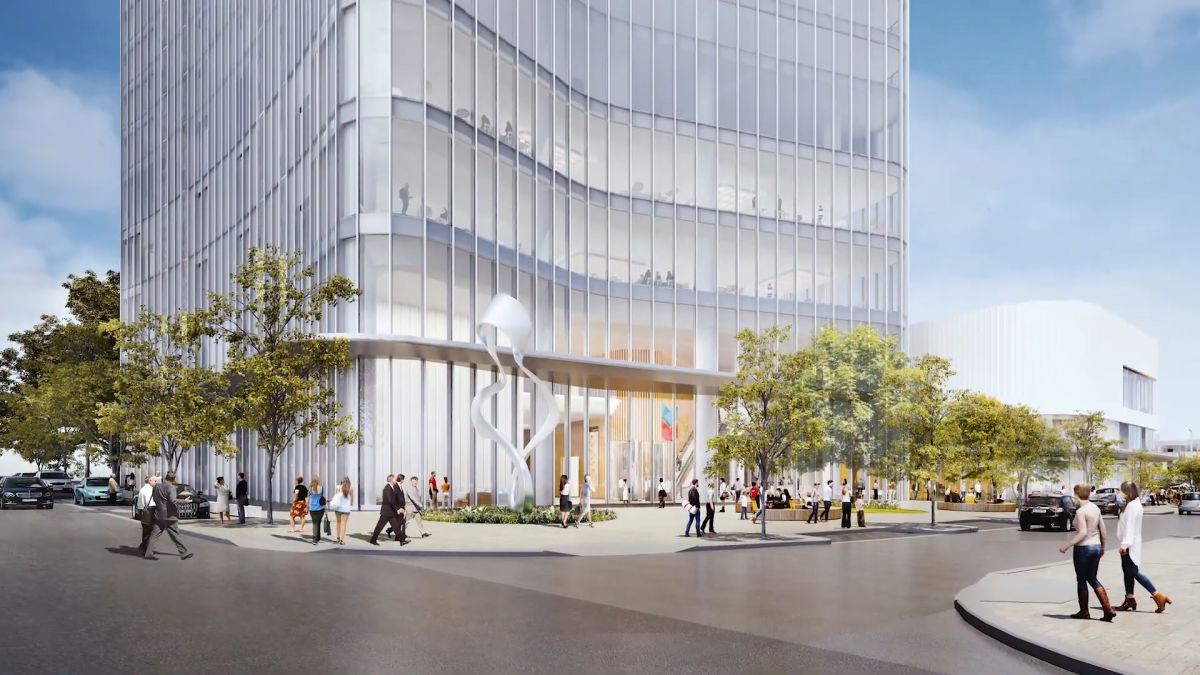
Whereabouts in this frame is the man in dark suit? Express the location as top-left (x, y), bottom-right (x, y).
top-left (684, 479), bottom-right (702, 537)
top-left (369, 474), bottom-right (408, 546)
top-left (144, 471), bottom-right (192, 561)
top-left (235, 472), bottom-right (249, 524)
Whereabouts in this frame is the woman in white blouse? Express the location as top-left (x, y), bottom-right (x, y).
top-left (1116, 482), bottom-right (1172, 613)
top-left (329, 476), bottom-right (354, 545)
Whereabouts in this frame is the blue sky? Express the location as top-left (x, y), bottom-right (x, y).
top-left (0, 0), bottom-right (1197, 439)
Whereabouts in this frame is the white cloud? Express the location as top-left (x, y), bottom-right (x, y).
top-left (910, 73), bottom-right (1200, 440)
top-left (0, 198), bottom-right (113, 346)
top-left (1055, 0), bottom-right (1200, 65)
top-left (0, 68), bottom-right (119, 214)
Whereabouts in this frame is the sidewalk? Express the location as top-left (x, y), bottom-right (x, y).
top-left (166, 502), bottom-right (998, 556)
top-left (955, 536), bottom-right (1200, 675)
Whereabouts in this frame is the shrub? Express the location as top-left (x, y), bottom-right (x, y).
top-left (864, 499), bottom-right (901, 510)
top-left (422, 505), bottom-right (617, 525)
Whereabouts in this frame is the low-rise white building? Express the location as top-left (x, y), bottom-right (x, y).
top-left (911, 300), bottom-right (1159, 488)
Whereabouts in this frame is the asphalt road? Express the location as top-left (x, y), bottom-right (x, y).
top-left (2, 503), bottom-right (1196, 675)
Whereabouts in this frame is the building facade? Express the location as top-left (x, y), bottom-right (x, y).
top-left (121, 0), bottom-right (909, 507)
top-left (911, 301), bottom-right (1158, 488)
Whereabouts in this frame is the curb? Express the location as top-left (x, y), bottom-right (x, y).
top-left (316, 547), bottom-right (575, 558)
top-left (954, 593), bottom-right (1122, 675)
top-left (679, 537), bottom-right (832, 552)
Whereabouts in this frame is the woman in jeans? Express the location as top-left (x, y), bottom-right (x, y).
top-left (329, 476), bottom-right (353, 545)
top-left (1058, 484), bottom-right (1117, 621)
top-left (1115, 481), bottom-right (1172, 613)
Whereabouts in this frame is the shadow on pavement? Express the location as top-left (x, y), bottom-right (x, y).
top-left (105, 545), bottom-right (145, 558)
top-left (270, 533), bottom-right (311, 543)
top-left (1040, 614), bottom-right (1076, 620)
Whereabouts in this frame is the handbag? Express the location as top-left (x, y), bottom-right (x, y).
top-left (323, 513), bottom-right (332, 535)
top-left (319, 495), bottom-right (327, 507)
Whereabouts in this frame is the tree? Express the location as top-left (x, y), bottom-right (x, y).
top-left (807, 325), bottom-right (908, 489)
top-left (940, 392), bottom-right (1011, 500)
top-left (885, 354), bottom-right (959, 524)
top-left (1, 388), bottom-right (74, 470)
top-left (97, 309), bottom-right (235, 476)
top-left (1063, 411), bottom-right (1118, 487)
top-left (209, 247), bottom-right (360, 524)
top-left (1125, 449), bottom-right (1159, 489)
top-left (708, 326), bottom-right (824, 539)
top-left (1170, 455), bottom-right (1200, 487)
top-left (1002, 405), bottom-right (1069, 500)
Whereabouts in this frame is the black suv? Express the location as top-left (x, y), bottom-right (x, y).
top-left (1019, 494), bottom-right (1075, 531)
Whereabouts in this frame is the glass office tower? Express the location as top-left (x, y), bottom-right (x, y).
top-left (121, 0), bottom-right (908, 508)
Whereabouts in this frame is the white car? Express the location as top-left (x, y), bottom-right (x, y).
top-left (16, 471), bottom-right (75, 498)
top-left (1179, 492), bottom-right (1200, 515)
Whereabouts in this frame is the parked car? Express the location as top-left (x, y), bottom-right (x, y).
top-left (132, 482), bottom-right (210, 520)
top-left (16, 471), bottom-right (75, 498)
top-left (0, 476), bottom-right (55, 510)
top-left (1019, 494), bottom-right (1076, 531)
top-left (1179, 492), bottom-right (1200, 515)
top-left (73, 477), bottom-right (126, 505)
top-left (1091, 492), bottom-right (1122, 516)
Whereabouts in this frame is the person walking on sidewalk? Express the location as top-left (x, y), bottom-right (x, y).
top-left (619, 477), bottom-right (630, 505)
top-left (1058, 484), bottom-right (1117, 621)
top-left (700, 482), bottom-right (717, 535)
top-left (144, 472), bottom-right (192, 561)
top-left (855, 493), bottom-right (866, 528)
top-left (806, 485), bottom-right (821, 524)
top-left (684, 479), bottom-right (702, 537)
top-left (840, 481), bottom-right (853, 529)
top-left (107, 475), bottom-right (120, 505)
top-left (657, 478), bottom-right (668, 508)
top-left (738, 491), bottom-right (750, 520)
top-left (136, 475), bottom-right (158, 555)
top-left (212, 476), bottom-right (232, 525)
top-left (718, 480), bottom-right (728, 512)
top-left (330, 476), bottom-right (353, 545)
top-left (749, 481), bottom-right (760, 512)
top-left (404, 475), bottom-right (431, 538)
top-left (821, 480), bottom-right (833, 521)
top-left (369, 474), bottom-right (408, 546)
top-left (235, 472), bottom-right (249, 524)
top-left (1115, 481), bottom-right (1172, 613)
top-left (575, 475), bottom-right (595, 527)
top-left (559, 475), bottom-right (574, 528)
top-left (307, 477), bottom-right (327, 545)
top-left (288, 476), bottom-right (309, 533)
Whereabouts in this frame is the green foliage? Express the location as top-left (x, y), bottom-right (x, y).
top-left (807, 325), bottom-right (908, 480)
top-left (1126, 449), bottom-right (1160, 488)
top-left (1063, 411), bottom-right (1118, 486)
top-left (97, 309), bottom-right (234, 474)
top-left (208, 247), bottom-right (360, 524)
top-left (1002, 404), bottom-right (1069, 499)
top-left (885, 354), bottom-right (958, 496)
top-left (708, 325), bottom-right (825, 537)
top-left (1168, 455), bottom-right (1200, 487)
top-left (422, 505), bottom-right (617, 525)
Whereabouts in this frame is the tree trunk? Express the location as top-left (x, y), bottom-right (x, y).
top-left (267, 452), bottom-right (277, 525)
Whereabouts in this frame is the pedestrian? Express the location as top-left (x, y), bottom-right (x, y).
top-left (144, 471), bottom-right (192, 561)
top-left (751, 488), bottom-right (766, 525)
top-left (840, 481), bottom-right (853, 529)
top-left (440, 476), bottom-right (451, 508)
top-left (749, 481), bottom-right (760, 511)
top-left (684, 479), bottom-right (702, 537)
top-left (1116, 482), bottom-right (1171, 613)
top-left (806, 484), bottom-right (821, 524)
top-left (404, 475), bottom-right (431, 538)
top-left (718, 480), bottom-right (728, 512)
top-left (733, 478), bottom-right (743, 505)
top-left (559, 474), bottom-right (574, 528)
top-left (738, 491), bottom-right (750, 520)
top-left (700, 482), bottom-right (717, 534)
top-left (306, 476), bottom-right (327, 545)
top-left (428, 471), bottom-right (438, 508)
top-left (136, 475), bottom-right (158, 555)
top-left (107, 474), bottom-right (120, 505)
top-left (1058, 484), bottom-right (1116, 621)
top-left (872, 480), bottom-right (879, 502)
top-left (288, 476), bottom-right (309, 533)
top-left (385, 474), bottom-right (408, 540)
top-left (657, 478), bottom-right (667, 508)
top-left (856, 493), bottom-right (866, 527)
top-left (575, 474), bottom-right (595, 528)
top-left (211, 476), bottom-right (232, 524)
top-left (821, 480), bottom-right (833, 521)
top-left (369, 474), bottom-right (408, 546)
top-left (124, 472), bottom-right (136, 496)
top-left (235, 472), bottom-right (249, 525)
top-left (330, 476), bottom-right (353, 545)
top-left (974, 481), bottom-right (983, 501)
top-left (619, 477), bottom-right (630, 505)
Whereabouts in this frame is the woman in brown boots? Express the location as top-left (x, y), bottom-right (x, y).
top-left (1115, 481), bottom-right (1172, 613)
top-left (1058, 484), bottom-right (1117, 622)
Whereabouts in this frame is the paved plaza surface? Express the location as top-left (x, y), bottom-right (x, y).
top-left (958, 536), bottom-right (1200, 675)
top-left (1, 502), bottom-right (1196, 674)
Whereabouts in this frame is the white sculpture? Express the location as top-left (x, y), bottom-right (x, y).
top-left (469, 294), bottom-right (561, 511)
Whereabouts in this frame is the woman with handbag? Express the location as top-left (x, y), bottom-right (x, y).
top-left (330, 476), bottom-right (353, 545)
top-left (307, 476), bottom-right (326, 545)
top-left (558, 474), bottom-right (574, 529)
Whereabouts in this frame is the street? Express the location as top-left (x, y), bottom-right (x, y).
top-left (3, 504), bottom-right (1196, 674)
